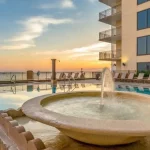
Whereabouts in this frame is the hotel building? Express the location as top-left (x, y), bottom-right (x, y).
top-left (99, 0), bottom-right (150, 71)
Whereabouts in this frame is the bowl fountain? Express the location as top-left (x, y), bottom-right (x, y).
top-left (22, 68), bottom-right (150, 146)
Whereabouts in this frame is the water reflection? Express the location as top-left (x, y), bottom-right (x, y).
top-left (117, 85), bottom-right (150, 95)
top-left (0, 83), bottom-right (99, 110)
top-left (0, 82), bottom-right (149, 110)
top-left (52, 85), bottom-right (57, 94)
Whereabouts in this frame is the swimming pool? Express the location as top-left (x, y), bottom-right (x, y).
top-left (0, 82), bottom-right (149, 110)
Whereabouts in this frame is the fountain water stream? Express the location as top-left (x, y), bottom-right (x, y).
top-left (101, 68), bottom-right (114, 106)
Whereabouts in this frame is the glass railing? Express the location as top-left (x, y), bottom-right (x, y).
top-left (99, 5), bottom-right (121, 20)
top-left (99, 50), bottom-right (121, 60)
top-left (99, 26), bottom-right (121, 40)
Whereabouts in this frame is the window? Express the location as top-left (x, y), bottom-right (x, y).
top-left (148, 9), bottom-right (150, 27)
top-left (147, 36), bottom-right (150, 54)
top-left (137, 62), bottom-right (150, 71)
top-left (137, 9), bottom-right (150, 30)
top-left (137, 35), bottom-right (150, 55)
top-left (137, 0), bottom-right (148, 5)
top-left (137, 36), bottom-right (147, 55)
top-left (137, 10), bottom-right (148, 30)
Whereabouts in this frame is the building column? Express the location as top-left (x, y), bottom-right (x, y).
top-left (116, 60), bottom-right (121, 70)
top-left (51, 59), bottom-right (57, 85)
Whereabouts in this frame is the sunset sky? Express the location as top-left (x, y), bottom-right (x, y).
top-left (0, 0), bottom-right (111, 71)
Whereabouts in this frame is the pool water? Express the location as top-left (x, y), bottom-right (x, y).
top-left (0, 82), bottom-right (149, 110)
top-left (116, 85), bottom-right (150, 95)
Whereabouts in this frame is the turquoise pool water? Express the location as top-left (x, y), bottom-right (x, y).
top-left (116, 85), bottom-right (150, 95)
top-left (0, 82), bottom-right (149, 110)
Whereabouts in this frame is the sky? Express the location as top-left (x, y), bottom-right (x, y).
top-left (0, 0), bottom-right (111, 71)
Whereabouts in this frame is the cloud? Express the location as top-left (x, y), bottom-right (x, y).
top-left (34, 42), bottom-right (110, 61)
top-left (39, 0), bottom-right (75, 10)
top-left (11, 16), bottom-right (73, 42)
top-left (35, 42), bottom-right (109, 55)
top-left (69, 43), bottom-right (109, 53)
top-left (0, 16), bottom-right (73, 50)
top-left (67, 42), bottom-right (110, 60)
top-left (62, 0), bottom-right (74, 8)
top-left (0, 43), bottom-right (35, 50)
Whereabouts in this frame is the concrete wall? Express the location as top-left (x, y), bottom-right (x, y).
top-left (122, 0), bottom-right (150, 71)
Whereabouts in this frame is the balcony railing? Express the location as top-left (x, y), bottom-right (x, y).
top-left (99, 5), bottom-right (121, 20)
top-left (99, 26), bottom-right (121, 41)
top-left (99, 50), bottom-right (121, 61)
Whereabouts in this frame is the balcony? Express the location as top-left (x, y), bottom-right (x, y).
top-left (99, 50), bottom-right (121, 61)
top-left (99, 0), bottom-right (121, 7)
top-left (99, 26), bottom-right (121, 43)
top-left (99, 5), bottom-right (121, 26)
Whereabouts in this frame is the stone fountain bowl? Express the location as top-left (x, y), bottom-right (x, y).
top-left (22, 91), bottom-right (150, 146)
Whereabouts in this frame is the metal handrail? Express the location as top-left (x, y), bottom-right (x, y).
top-left (10, 75), bottom-right (16, 83)
top-left (99, 5), bottom-right (121, 20)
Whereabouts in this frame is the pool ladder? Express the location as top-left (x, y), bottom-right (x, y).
top-left (10, 74), bottom-right (16, 84)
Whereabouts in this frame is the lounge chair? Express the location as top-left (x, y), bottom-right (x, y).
top-left (66, 72), bottom-right (72, 79)
top-left (62, 72), bottom-right (72, 81)
top-left (57, 72), bottom-right (65, 80)
top-left (56, 73), bottom-right (61, 79)
top-left (148, 75), bottom-right (150, 83)
top-left (144, 75), bottom-right (150, 83)
top-left (114, 72), bottom-right (120, 81)
top-left (73, 72), bottom-right (79, 80)
top-left (132, 73), bottom-right (144, 83)
top-left (116, 73), bottom-right (127, 82)
top-left (123, 73), bottom-right (135, 82)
